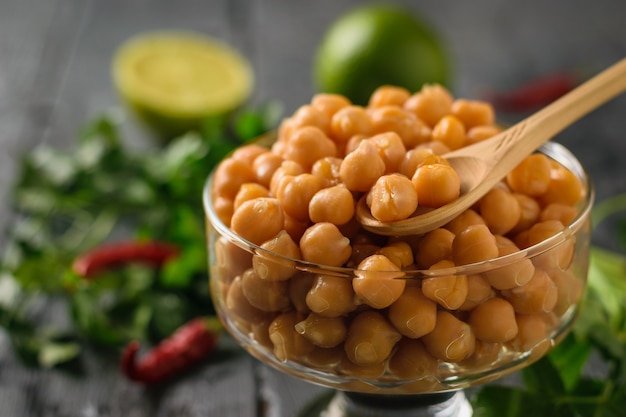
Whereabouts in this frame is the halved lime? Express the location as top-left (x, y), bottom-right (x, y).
top-left (112, 31), bottom-right (254, 139)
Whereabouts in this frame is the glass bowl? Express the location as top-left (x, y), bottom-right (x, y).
top-left (203, 141), bottom-right (593, 416)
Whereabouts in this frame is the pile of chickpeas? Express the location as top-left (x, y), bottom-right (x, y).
top-left (207, 84), bottom-right (589, 393)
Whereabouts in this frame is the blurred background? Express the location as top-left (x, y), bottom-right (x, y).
top-left (0, 0), bottom-right (625, 416)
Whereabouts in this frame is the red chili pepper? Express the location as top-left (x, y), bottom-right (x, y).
top-left (120, 317), bottom-right (221, 385)
top-left (487, 72), bottom-right (578, 112)
top-left (72, 240), bottom-right (180, 279)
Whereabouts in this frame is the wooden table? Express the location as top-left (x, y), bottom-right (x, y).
top-left (1, 1), bottom-right (625, 416)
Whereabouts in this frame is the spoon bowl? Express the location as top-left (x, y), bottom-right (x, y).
top-left (358, 58), bottom-right (626, 236)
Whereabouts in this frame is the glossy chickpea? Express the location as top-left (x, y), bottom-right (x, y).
top-left (468, 297), bottom-right (518, 343)
top-left (506, 153), bottom-right (552, 197)
top-left (511, 314), bottom-right (550, 353)
top-left (415, 227), bottom-right (455, 268)
top-left (308, 184), bottom-right (355, 226)
top-left (282, 213), bottom-right (311, 243)
top-left (253, 230), bottom-right (301, 281)
top-left (226, 275), bottom-right (274, 325)
top-left (444, 209), bottom-right (486, 235)
top-left (347, 243), bottom-right (381, 268)
top-left (452, 224), bottom-right (499, 266)
top-left (252, 151), bottom-right (284, 188)
top-left (295, 313), bottom-right (348, 348)
top-left (311, 93), bottom-right (351, 119)
top-left (290, 104), bottom-right (331, 134)
top-left (369, 132), bottom-right (407, 173)
top-left (431, 115), bottom-right (466, 150)
top-left (306, 274), bottom-right (357, 318)
top-left (422, 260), bottom-right (469, 310)
top-left (276, 173), bottom-right (325, 222)
top-left (213, 236), bottom-right (253, 283)
top-left (541, 164), bottom-right (585, 206)
top-left (311, 156), bottom-right (343, 187)
top-left (478, 187), bottom-right (522, 235)
top-left (414, 140), bottom-right (451, 155)
top-left (551, 270), bottom-right (584, 315)
top-left (212, 157), bottom-right (256, 200)
top-left (377, 241), bottom-right (414, 269)
top-left (269, 311), bottom-right (316, 362)
top-left (412, 163), bottom-right (460, 208)
top-left (338, 354), bottom-right (387, 380)
top-left (241, 268), bottom-right (291, 312)
top-left (368, 85), bottom-right (411, 108)
top-left (399, 147), bottom-right (448, 179)
top-left (422, 310), bottom-right (475, 362)
top-left (502, 269), bottom-right (558, 314)
top-left (339, 140), bottom-right (386, 192)
top-left (369, 105), bottom-right (432, 148)
top-left (212, 195), bottom-right (235, 227)
top-left (367, 174), bottom-right (418, 222)
top-left (527, 221), bottom-right (575, 271)
top-left (451, 99), bottom-right (495, 129)
top-left (231, 144), bottom-right (268, 165)
top-left (483, 235), bottom-right (535, 290)
top-left (353, 254), bottom-right (406, 309)
top-left (231, 197), bottom-right (284, 246)
top-left (404, 84), bottom-right (454, 128)
top-left (234, 183), bottom-right (270, 211)
top-left (344, 310), bottom-right (402, 366)
top-left (458, 274), bottom-right (495, 311)
top-left (300, 222), bottom-right (352, 267)
top-left (288, 272), bottom-right (316, 313)
top-left (269, 160), bottom-right (304, 196)
top-left (466, 125), bottom-right (502, 145)
top-left (387, 286), bottom-right (437, 338)
top-left (510, 193), bottom-right (541, 234)
top-left (305, 345), bottom-right (345, 370)
top-left (344, 133), bottom-right (369, 155)
top-left (540, 203), bottom-right (578, 225)
top-left (282, 126), bottom-right (337, 171)
top-left (330, 105), bottom-right (373, 143)
top-left (388, 338), bottom-right (438, 380)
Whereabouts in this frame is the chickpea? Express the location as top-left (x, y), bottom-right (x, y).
top-left (502, 269), bottom-right (558, 314)
top-left (344, 310), bottom-right (402, 366)
top-left (478, 187), bottom-right (522, 235)
top-left (468, 297), bottom-right (518, 343)
top-left (526, 220), bottom-right (574, 271)
top-left (339, 140), bottom-right (386, 192)
top-left (431, 115), bottom-right (466, 150)
top-left (253, 230), bottom-right (301, 281)
top-left (282, 126), bottom-right (337, 171)
top-left (369, 132), bottom-right (407, 173)
top-left (344, 133), bottom-right (369, 156)
top-left (252, 151), bottom-right (284, 188)
top-left (295, 313), bottom-right (348, 348)
top-left (269, 160), bottom-right (304, 196)
top-left (551, 270), bottom-right (584, 315)
top-left (309, 184), bottom-right (355, 226)
top-left (290, 104), bottom-right (331, 134)
top-left (367, 174), bottom-right (418, 222)
top-left (241, 268), bottom-right (291, 312)
top-left (214, 236), bottom-right (253, 283)
top-left (540, 164), bottom-right (585, 206)
top-left (377, 241), bottom-right (414, 269)
top-left (466, 125), bottom-right (502, 146)
top-left (483, 235), bottom-right (535, 290)
top-left (510, 314), bottom-right (550, 353)
top-left (311, 93), bottom-right (351, 119)
top-left (368, 85), bottom-right (411, 108)
top-left (212, 195), bottom-right (235, 226)
top-left (269, 311), bottom-right (316, 362)
top-left (388, 287), bottom-right (437, 338)
top-left (458, 274), bottom-right (495, 311)
top-left (451, 99), bottom-right (495, 129)
top-left (226, 275), bottom-right (274, 325)
top-left (353, 254), bottom-right (406, 309)
top-left (276, 173), bottom-right (325, 222)
top-left (288, 272), bottom-right (316, 313)
top-left (251, 316), bottom-right (277, 350)
top-left (452, 224), bottom-right (499, 266)
top-left (388, 338), bottom-right (438, 380)
top-left (300, 222), bottom-right (352, 267)
top-left (415, 227), bottom-right (455, 268)
top-left (506, 153), bottom-right (552, 197)
top-left (540, 203), bottom-right (578, 226)
top-left (460, 340), bottom-right (502, 368)
top-left (412, 163), bottom-right (460, 208)
top-left (306, 274), bottom-right (356, 317)
top-left (338, 354), bottom-right (387, 379)
top-left (404, 84), bottom-right (454, 128)
top-left (231, 197), bottom-right (284, 246)
top-left (422, 260), bottom-right (468, 310)
top-left (371, 106), bottom-right (433, 149)
top-left (306, 346), bottom-right (345, 369)
top-left (347, 243), bottom-right (382, 268)
top-left (510, 193), bottom-right (541, 234)
top-left (399, 147), bottom-right (449, 179)
top-left (330, 105), bottom-right (373, 143)
top-left (231, 144), bottom-right (267, 165)
top-left (422, 310), bottom-right (475, 362)
top-left (212, 157), bottom-right (256, 200)
top-left (311, 156), bottom-right (343, 187)
top-left (234, 183), bottom-right (270, 211)
top-left (444, 209), bottom-right (486, 235)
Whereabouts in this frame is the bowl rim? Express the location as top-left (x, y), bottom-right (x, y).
top-left (202, 141), bottom-right (595, 278)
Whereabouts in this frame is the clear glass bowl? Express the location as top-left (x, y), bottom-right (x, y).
top-left (203, 141), bottom-right (593, 415)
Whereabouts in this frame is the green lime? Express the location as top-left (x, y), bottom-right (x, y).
top-left (112, 31), bottom-right (254, 140)
top-left (314, 5), bottom-right (451, 105)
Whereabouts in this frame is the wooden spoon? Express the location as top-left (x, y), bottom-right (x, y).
top-left (357, 58), bottom-right (626, 236)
